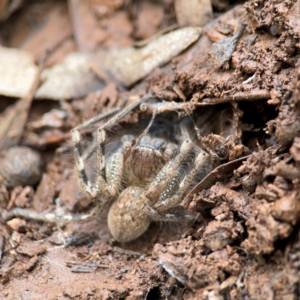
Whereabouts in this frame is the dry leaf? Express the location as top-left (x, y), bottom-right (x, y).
top-left (92, 27), bottom-right (202, 87)
top-left (35, 52), bottom-right (104, 99)
top-left (0, 46), bottom-right (38, 98)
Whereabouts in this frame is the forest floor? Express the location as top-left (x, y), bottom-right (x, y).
top-left (0, 0), bottom-right (299, 299)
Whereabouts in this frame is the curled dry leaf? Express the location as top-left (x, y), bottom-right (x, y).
top-left (91, 27), bottom-right (202, 87)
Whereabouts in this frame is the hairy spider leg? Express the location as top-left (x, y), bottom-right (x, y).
top-left (144, 139), bottom-right (192, 201)
top-left (71, 93), bottom-right (153, 200)
top-left (143, 146), bottom-right (209, 222)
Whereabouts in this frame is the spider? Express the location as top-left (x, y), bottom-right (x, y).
top-left (2, 94), bottom-right (210, 242)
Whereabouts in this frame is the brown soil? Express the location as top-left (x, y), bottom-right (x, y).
top-left (0, 0), bottom-right (299, 299)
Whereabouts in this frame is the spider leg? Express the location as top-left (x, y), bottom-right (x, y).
top-left (97, 101), bottom-right (158, 198)
top-left (96, 128), bottom-right (124, 198)
top-left (142, 205), bottom-right (191, 222)
top-left (98, 93), bottom-right (153, 131)
top-left (1, 199), bottom-right (105, 224)
top-left (71, 93), bottom-right (153, 199)
top-left (144, 139), bottom-right (193, 202)
top-left (155, 149), bottom-right (209, 211)
top-left (143, 148), bottom-right (209, 223)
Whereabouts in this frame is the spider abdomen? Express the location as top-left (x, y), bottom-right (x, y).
top-left (107, 186), bottom-right (150, 242)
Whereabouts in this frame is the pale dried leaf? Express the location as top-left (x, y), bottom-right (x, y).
top-left (92, 27), bottom-right (202, 87)
top-left (0, 54), bottom-right (43, 150)
top-left (0, 46), bottom-right (38, 98)
top-left (35, 52), bottom-right (104, 99)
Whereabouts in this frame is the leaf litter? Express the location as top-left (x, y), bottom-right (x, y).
top-left (0, 0), bottom-right (299, 299)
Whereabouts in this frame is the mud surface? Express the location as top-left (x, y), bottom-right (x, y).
top-left (0, 0), bottom-right (299, 299)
